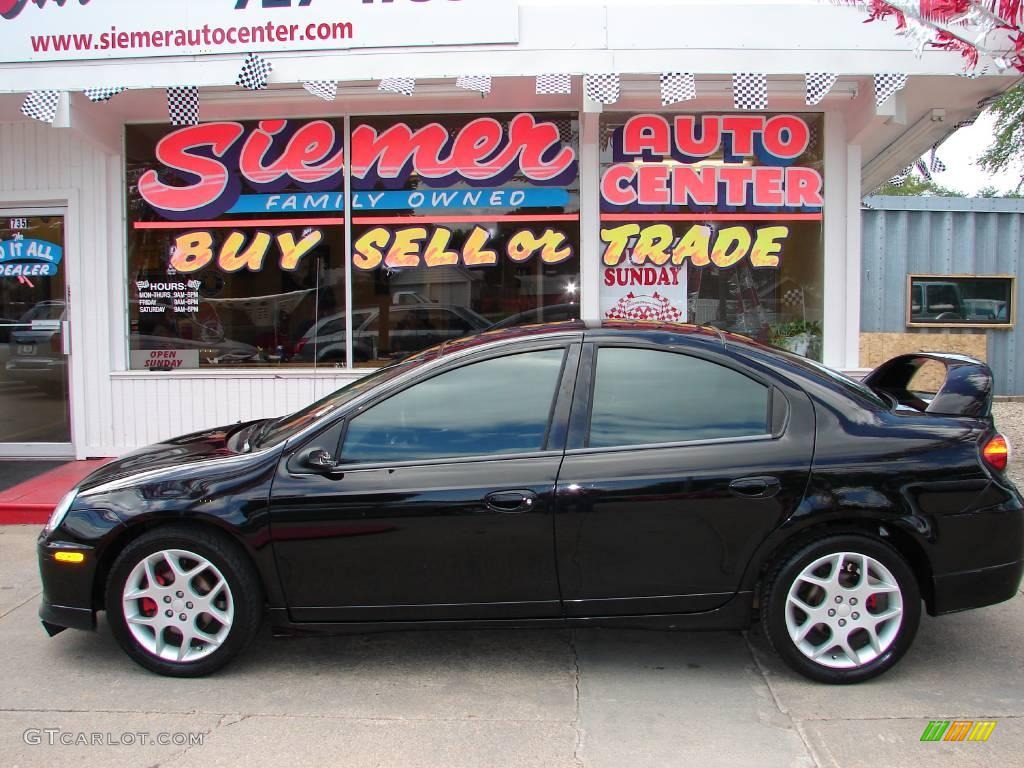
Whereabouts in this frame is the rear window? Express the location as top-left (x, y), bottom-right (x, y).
top-left (588, 348), bottom-right (770, 448)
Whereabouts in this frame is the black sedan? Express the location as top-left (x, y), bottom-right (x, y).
top-left (38, 322), bottom-right (1024, 682)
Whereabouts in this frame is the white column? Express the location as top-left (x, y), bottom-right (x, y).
top-left (845, 142), bottom-right (864, 370)
top-left (579, 106), bottom-right (602, 322)
top-left (822, 110), bottom-right (849, 369)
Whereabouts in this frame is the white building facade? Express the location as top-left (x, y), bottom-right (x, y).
top-left (0, 0), bottom-right (1015, 459)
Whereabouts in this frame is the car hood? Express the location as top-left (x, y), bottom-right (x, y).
top-left (77, 420), bottom-right (265, 493)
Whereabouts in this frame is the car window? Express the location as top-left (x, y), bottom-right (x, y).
top-left (342, 348), bottom-right (566, 463)
top-left (588, 348), bottom-right (769, 448)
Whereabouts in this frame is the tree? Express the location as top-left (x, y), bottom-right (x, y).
top-left (874, 176), bottom-right (964, 196)
top-left (978, 83), bottom-right (1024, 193)
top-left (837, 3), bottom-right (1024, 196)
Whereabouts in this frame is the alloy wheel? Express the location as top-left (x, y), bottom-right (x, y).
top-left (121, 548), bottom-right (235, 663)
top-left (783, 551), bottom-right (903, 669)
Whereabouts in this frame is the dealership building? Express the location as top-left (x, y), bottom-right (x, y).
top-left (0, 0), bottom-right (1018, 460)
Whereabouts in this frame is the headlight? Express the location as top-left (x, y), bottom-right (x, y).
top-left (44, 489), bottom-right (78, 535)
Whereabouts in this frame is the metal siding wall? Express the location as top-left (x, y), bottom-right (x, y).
top-left (861, 202), bottom-right (1024, 395)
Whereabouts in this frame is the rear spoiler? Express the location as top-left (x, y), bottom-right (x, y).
top-left (861, 353), bottom-right (993, 418)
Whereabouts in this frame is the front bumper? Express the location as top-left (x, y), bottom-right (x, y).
top-left (37, 537), bottom-right (99, 634)
top-left (39, 602), bottom-right (95, 633)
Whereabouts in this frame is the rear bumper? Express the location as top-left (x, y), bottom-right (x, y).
top-left (931, 559), bottom-right (1023, 615)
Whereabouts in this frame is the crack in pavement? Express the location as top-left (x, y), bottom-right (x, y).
top-left (0, 589), bottom-right (41, 621)
top-left (152, 712), bottom-right (246, 768)
top-left (742, 630), bottom-right (823, 768)
top-left (0, 708), bottom-right (577, 724)
top-left (569, 629), bottom-right (585, 768)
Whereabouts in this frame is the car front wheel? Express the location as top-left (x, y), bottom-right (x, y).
top-left (105, 526), bottom-right (263, 677)
top-left (761, 535), bottom-right (921, 684)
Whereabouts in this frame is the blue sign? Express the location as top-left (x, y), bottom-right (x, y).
top-left (0, 237), bottom-right (64, 277)
top-left (227, 188), bottom-right (571, 215)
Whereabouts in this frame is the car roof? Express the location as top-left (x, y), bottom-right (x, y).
top-left (420, 320), bottom-right (883, 410)
top-left (428, 320), bottom-right (734, 360)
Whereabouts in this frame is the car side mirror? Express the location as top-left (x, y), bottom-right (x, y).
top-left (306, 449), bottom-right (339, 472)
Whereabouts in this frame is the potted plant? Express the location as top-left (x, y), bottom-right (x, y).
top-left (769, 320), bottom-right (822, 358)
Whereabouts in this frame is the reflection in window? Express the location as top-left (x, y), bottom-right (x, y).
top-left (342, 349), bottom-right (566, 463)
top-left (125, 120), bottom-right (347, 369)
top-left (598, 113), bottom-right (825, 361)
top-left (349, 113), bottom-right (581, 367)
top-left (588, 348), bottom-right (769, 448)
top-left (908, 275), bottom-right (1014, 326)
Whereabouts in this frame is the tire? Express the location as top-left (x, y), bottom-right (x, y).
top-left (105, 525), bottom-right (264, 677)
top-left (760, 534), bottom-right (921, 684)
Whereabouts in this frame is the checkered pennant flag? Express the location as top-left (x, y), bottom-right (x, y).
top-left (552, 117), bottom-right (577, 145)
top-left (456, 75), bottom-right (492, 95)
top-left (584, 74), bottom-right (620, 105)
top-left (915, 159), bottom-right (932, 181)
top-left (781, 287), bottom-right (804, 308)
top-left (21, 91), bottom-right (61, 123)
top-left (167, 87), bottom-right (199, 126)
top-left (887, 166), bottom-right (912, 188)
top-left (733, 73), bottom-right (767, 110)
top-left (302, 81), bottom-right (337, 101)
top-left (805, 73), bottom-right (837, 106)
top-left (807, 123), bottom-right (821, 154)
top-left (236, 53), bottom-right (272, 91)
top-left (874, 73), bottom-right (907, 107)
top-left (660, 72), bottom-right (695, 106)
top-left (379, 77), bottom-right (415, 96)
top-left (84, 87), bottom-right (125, 104)
top-left (536, 74), bottom-right (571, 95)
top-left (929, 145), bottom-right (947, 174)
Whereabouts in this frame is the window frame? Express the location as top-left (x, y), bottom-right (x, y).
top-left (906, 274), bottom-right (1016, 329)
top-left (331, 340), bottom-right (582, 469)
top-left (567, 342), bottom-right (778, 454)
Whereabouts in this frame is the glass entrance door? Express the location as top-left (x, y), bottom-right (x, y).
top-left (0, 210), bottom-right (72, 454)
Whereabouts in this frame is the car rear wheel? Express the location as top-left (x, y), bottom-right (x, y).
top-left (105, 526), bottom-right (263, 677)
top-left (761, 535), bottom-right (921, 684)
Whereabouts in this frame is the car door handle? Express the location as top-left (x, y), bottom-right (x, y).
top-left (484, 490), bottom-right (538, 513)
top-left (728, 477), bottom-right (781, 498)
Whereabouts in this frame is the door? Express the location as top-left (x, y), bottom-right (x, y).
top-left (269, 343), bottom-right (580, 623)
top-left (0, 210), bottom-right (72, 456)
top-left (554, 343), bottom-right (814, 617)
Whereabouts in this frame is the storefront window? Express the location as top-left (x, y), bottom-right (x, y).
top-left (907, 275), bottom-right (1015, 327)
top-left (599, 113), bottom-right (825, 360)
top-left (348, 113), bottom-right (581, 367)
top-left (125, 119), bottom-right (346, 369)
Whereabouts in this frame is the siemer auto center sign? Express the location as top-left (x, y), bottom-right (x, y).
top-left (0, 0), bottom-right (519, 63)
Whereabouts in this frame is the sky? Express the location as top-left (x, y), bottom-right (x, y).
top-left (930, 112), bottom-right (1022, 195)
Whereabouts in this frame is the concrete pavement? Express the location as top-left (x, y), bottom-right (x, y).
top-left (1, 524), bottom-right (1022, 768)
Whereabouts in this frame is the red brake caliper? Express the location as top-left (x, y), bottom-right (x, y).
top-left (141, 564), bottom-right (170, 616)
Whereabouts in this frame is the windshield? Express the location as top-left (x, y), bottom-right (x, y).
top-left (255, 355), bottom-right (427, 448)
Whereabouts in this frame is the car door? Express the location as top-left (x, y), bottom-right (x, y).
top-left (269, 341), bottom-right (581, 623)
top-left (554, 341), bottom-right (814, 617)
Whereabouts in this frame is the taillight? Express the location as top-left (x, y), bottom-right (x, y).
top-left (293, 338), bottom-right (307, 356)
top-left (982, 434), bottom-right (1010, 472)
